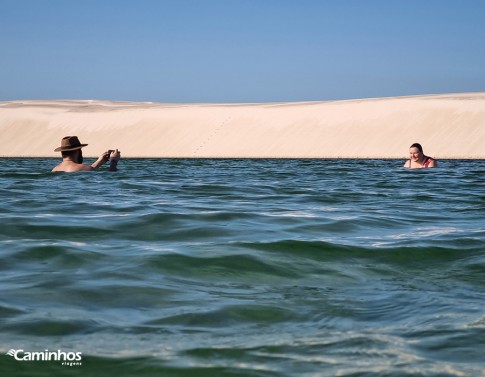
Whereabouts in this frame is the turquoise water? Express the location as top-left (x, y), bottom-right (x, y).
top-left (1, 158), bottom-right (484, 377)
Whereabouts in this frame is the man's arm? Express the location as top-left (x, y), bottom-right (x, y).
top-left (91, 151), bottom-right (110, 170)
top-left (108, 150), bottom-right (121, 171)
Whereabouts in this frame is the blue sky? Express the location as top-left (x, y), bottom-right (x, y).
top-left (1, 0), bottom-right (484, 102)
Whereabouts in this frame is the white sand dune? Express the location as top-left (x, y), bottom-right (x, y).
top-left (0, 93), bottom-right (484, 158)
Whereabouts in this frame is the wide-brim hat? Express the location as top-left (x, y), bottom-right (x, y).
top-left (54, 136), bottom-right (88, 152)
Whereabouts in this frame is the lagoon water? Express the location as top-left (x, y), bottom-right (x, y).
top-left (0, 158), bottom-right (484, 377)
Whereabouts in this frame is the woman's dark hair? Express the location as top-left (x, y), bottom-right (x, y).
top-left (410, 143), bottom-right (423, 153)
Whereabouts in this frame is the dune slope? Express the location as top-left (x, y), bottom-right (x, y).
top-left (1, 93), bottom-right (484, 158)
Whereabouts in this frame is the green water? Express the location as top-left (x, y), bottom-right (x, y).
top-left (1, 158), bottom-right (484, 376)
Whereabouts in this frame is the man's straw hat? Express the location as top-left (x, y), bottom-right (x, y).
top-left (54, 136), bottom-right (88, 152)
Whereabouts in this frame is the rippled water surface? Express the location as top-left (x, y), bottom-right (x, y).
top-left (1, 158), bottom-right (484, 377)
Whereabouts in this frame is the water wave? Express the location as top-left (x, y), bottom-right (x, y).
top-left (0, 158), bottom-right (484, 376)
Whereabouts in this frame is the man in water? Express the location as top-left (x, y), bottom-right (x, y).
top-left (404, 143), bottom-right (437, 169)
top-left (52, 136), bottom-right (121, 172)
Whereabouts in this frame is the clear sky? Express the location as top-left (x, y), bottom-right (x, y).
top-left (1, 0), bottom-right (484, 102)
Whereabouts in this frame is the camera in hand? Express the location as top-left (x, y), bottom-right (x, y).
top-left (107, 150), bottom-right (114, 160)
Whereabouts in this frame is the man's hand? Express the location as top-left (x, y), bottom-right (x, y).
top-left (109, 149), bottom-right (121, 162)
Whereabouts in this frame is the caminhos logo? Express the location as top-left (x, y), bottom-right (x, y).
top-left (5, 349), bottom-right (82, 367)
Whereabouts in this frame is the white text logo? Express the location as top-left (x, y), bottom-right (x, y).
top-left (6, 349), bottom-right (82, 367)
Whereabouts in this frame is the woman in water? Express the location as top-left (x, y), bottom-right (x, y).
top-left (404, 143), bottom-right (437, 169)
